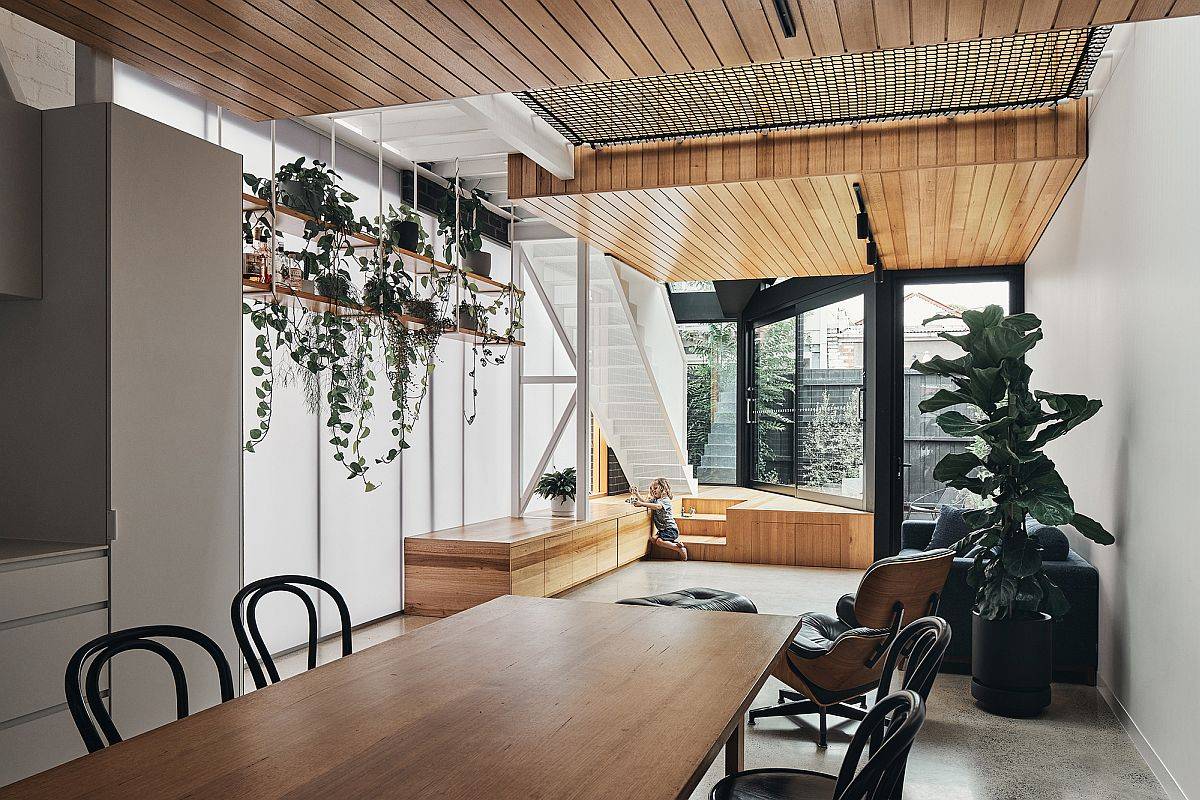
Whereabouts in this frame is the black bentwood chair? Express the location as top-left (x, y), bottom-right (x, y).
top-left (867, 616), bottom-right (951, 800)
top-left (231, 574), bottom-right (352, 689)
top-left (65, 625), bottom-right (235, 752)
top-left (712, 690), bottom-right (927, 800)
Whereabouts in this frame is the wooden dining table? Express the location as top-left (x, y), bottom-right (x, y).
top-left (2, 594), bottom-right (802, 800)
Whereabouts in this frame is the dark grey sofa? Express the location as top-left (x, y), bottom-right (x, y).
top-left (901, 519), bottom-right (1099, 684)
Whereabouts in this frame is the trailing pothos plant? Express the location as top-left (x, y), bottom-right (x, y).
top-left (436, 183), bottom-right (486, 265)
top-left (241, 161), bottom-right (521, 491)
top-left (458, 278), bottom-right (523, 424)
top-left (913, 305), bottom-right (1114, 621)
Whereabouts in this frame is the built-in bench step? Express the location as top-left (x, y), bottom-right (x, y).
top-left (679, 534), bottom-right (727, 547)
top-left (677, 513), bottom-right (727, 538)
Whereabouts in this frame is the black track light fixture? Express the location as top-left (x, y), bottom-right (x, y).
top-left (853, 182), bottom-right (883, 278)
top-left (772, 0), bottom-right (797, 38)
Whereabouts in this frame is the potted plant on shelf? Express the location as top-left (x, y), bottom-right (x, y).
top-left (378, 203), bottom-right (432, 257)
top-left (436, 184), bottom-right (490, 277)
top-left (913, 305), bottom-right (1113, 717)
top-left (535, 467), bottom-right (577, 517)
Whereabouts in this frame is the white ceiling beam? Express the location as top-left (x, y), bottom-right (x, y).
top-left (378, 117), bottom-right (486, 140)
top-left (452, 94), bottom-right (573, 180)
top-left (403, 138), bottom-right (516, 162)
top-left (391, 129), bottom-right (498, 149)
top-left (429, 154), bottom-right (509, 177)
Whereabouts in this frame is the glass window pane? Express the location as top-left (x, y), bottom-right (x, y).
top-left (753, 317), bottom-right (796, 486)
top-left (902, 282), bottom-right (1010, 516)
top-left (668, 281), bottom-right (714, 293)
top-left (795, 296), bottom-right (865, 500)
top-left (680, 323), bottom-right (737, 484)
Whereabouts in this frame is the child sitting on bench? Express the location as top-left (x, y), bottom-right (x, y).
top-left (631, 478), bottom-right (688, 561)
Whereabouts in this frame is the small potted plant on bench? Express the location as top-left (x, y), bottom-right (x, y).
top-left (535, 467), bottom-right (577, 517)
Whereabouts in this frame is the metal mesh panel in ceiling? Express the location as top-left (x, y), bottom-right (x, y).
top-left (516, 28), bottom-right (1110, 147)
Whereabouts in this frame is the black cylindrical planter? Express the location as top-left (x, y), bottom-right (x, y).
top-left (279, 180), bottom-right (322, 217)
top-left (463, 250), bottom-right (492, 277)
top-left (393, 220), bottom-right (421, 252)
top-left (971, 610), bottom-right (1052, 717)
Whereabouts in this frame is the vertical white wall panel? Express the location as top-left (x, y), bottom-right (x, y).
top-left (464, 238), bottom-right (514, 524)
top-left (107, 105), bottom-right (242, 732)
top-left (111, 62), bottom-right (528, 634)
top-left (1025, 18), bottom-right (1200, 800)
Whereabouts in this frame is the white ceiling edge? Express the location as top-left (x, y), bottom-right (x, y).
top-left (1082, 24), bottom-right (1135, 116)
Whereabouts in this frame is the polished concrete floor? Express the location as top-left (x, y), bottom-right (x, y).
top-left (268, 560), bottom-right (1166, 800)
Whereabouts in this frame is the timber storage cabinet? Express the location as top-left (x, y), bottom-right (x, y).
top-left (405, 508), bottom-right (648, 617)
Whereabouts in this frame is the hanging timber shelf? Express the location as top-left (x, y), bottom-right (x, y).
top-left (242, 194), bottom-right (523, 298)
top-left (240, 278), bottom-right (524, 347)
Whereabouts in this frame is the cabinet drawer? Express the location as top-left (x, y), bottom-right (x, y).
top-left (0, 706), bottom-right (89, 788)
top-left (618, 514), bottom-right (651, 565)
top-left (596, 524), bottom-right (617, 573)
top-left (509, 540), bottom-right (545, 598)
top-left (544, 533), bottom-right (574, 596)
top-left (570, 527), bottom-right (598, 584)
top-left (0, 555), bottom-right (107, 624)
top-left (0, 608), bottom-right (109, 723)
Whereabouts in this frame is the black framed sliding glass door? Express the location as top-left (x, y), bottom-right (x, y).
top-left (750, 291), bottom-right (868, 509)
top-left (898, 277), bottom-right (1016, 520)
top-left (750, 315), bottom-right (796, 489)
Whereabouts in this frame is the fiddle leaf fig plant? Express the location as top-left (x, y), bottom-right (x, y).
top-left (913, 305), bottom-right (1114, 621)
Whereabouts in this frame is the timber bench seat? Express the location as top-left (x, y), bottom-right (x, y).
top-left (404, 499), bottom-right (651, 616)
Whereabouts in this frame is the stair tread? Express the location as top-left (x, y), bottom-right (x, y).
top-left (678, 534), bottom-right (727, 546)
top-left (677, 513), bottom-right (726, 522)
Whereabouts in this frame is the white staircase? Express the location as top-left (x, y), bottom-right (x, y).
top-left (696, 377), bottom-right (737, 484)
top-left (523, 241), bottom-right (697, 497)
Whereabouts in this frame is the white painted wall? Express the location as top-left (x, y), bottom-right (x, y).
top-left (1026, 18), bottom-right (1200, 800)
top-left (0, 10), bottom-right (71, 109)
top-left (111, 62), bottom-right (519, 651)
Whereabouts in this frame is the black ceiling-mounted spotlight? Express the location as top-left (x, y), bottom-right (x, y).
top-left (772, 0), bottom-right (797, 38)
top-left (853, 182), bottom-right (883, 279)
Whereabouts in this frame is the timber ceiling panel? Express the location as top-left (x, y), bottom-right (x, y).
top-left (510, 102), bottom-right (1086, 281)
top-left (1, 0), bottom-right (1195, 121)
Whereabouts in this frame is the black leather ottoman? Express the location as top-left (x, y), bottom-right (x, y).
top-left (616, 587), bottom-right (757, 613)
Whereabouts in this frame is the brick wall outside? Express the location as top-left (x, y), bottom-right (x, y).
top-left (606, 447), bottom-right (629, 495)
top-left (0, 9), bottom-right (73, 109)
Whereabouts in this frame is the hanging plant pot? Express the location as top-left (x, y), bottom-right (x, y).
top-left (463, 250), bottom-right (492, 278)
top-left (971, 610), bottom-right (1053, 717)
top-left (457, 304), bottom-right (478, 331)
top-left (392, 220), bottom-right (421, 252)
top-left (278, 179), bottom-right (323, 217)
top-left (315, 273), bottom-right (354, 303)
top-left (550, 496), bottom-right (575, 517)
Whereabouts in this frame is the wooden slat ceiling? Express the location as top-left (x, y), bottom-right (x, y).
top-left (508, 102), bottom-right (1087, 281)
top-left (1, 0), bottom-right (1196, 120)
